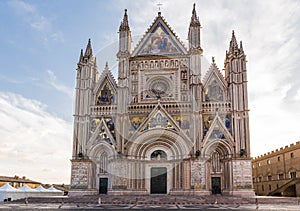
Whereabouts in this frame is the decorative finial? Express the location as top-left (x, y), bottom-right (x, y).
top-left (119, 9), bottom-right (130, 31)
top-left (157, 2), bottom-right (163, 12)
top-left (190, 3), bottom-right (200, 27)
top-left (105, 61), bottom-right (109, 69)
top-left (84, 38), bottom-right (93, 58)
top-left (212, 56), bottom-right (215, 64)
top-left (229, 30), bottom-right (238, 52)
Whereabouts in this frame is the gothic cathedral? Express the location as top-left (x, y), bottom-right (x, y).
top-left (70, 4), bottom-right (254, 196)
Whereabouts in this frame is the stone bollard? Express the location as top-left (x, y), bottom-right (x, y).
top-left (255, 198), bottom-right (258, 209)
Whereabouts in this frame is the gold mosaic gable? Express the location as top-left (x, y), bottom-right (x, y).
top-left (132, 15), bottom-right (187, 57)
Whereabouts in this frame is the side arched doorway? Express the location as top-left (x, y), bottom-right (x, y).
top-left (202, 139), bottom-right (234, 195)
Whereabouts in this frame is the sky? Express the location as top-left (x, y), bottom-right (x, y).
top-left (0, 0), bottom-right (299, 184)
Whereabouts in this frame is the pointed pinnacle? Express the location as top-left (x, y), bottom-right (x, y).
top-left (119, 9), bottom-right (130, 31)
top-left (84, 38), bottom-right (93, 58)
top-left (240, 41), bottom-right (244, 53)
top-left (190, 3), bottom-right (200, 27)
top-left (105, 61), bottom-right (109, 70)
top-left (79, 49), bottom-right (83, 63)
top-left (229, 30), bottom-right (238, 52)
top-left (212, 56), bottom-right (215, 64)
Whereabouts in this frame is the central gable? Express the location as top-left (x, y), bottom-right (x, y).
top-left (132, 14), bottom-right (188, 57)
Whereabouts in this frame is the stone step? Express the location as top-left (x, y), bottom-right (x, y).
top-left (9, 195), bottom-right (299, 205)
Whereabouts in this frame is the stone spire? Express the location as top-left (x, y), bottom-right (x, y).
top-left (239, 40), bottom-right (244, 54)
top-left (118, 9), bottom-right (131, 55)
top-left (229, 30), bottom-right (239, 53)
top-left (119, 9), bottom-right (130, 31)
top-left (188, 3), bottom-right (202, 51)
top-left (84, 38), bottom-right (93, 59)
top-left (190, 3), bottom-right (200, 27)
top-left (78, 49), bottom-right (83, 64)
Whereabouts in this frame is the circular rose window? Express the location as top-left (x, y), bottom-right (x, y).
top-left (150, 80), bottom-right (169, 97)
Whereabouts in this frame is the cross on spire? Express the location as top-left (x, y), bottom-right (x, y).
top-left (157, 2), bottom-right (163, 11)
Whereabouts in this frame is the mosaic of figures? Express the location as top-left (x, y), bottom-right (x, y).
top-left (138, 24), bottom-right (181, 55)
top-left (204, 77), bottom-right (224, 102)
top-left (96, 82), bottom-right (115, 105)
top-left (203, 114), bottom-right (232, 138)
top-left (143, 112), bottom-right (174, 131)
top-left (129, 116), bottom-right (145, 135)
top-left (130, 58), bottom-right (188, 70)
top-left (90, 117), bottom-right (115, 139)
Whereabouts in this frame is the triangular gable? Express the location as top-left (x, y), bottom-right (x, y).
top-left (203, 62), bottom-right (227, 88)
top-left (132, 14), bottom-right (188, 56)
top-left (202, 115), bottom-right (234, 147)
top-left (131, 103), bottom-right (181, 137)
top-left (94, 64), bottom-right (117, 105)
top-left (94, 64), bottom-right (117, 96)
top-left (202, 63), bottom-right (227, 102)
top-left (87, 117), bottom-right (116, 148)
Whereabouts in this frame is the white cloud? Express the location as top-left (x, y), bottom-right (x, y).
top-left (0, 92), bottom-right (72, 184)
top-left (47, 70), bottom-right (73, 99)
top-left (8, 0), bottom-right (64, 43)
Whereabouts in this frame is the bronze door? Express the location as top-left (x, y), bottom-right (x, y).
top-left (151, 167), bottom-right (167, 194)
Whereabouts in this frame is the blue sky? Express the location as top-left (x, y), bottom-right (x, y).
top-left (0, 0), bottom-right (299, 184)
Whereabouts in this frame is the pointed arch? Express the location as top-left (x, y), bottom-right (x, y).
top-left (88, 140), bottom-right (116, 162)
top-left (201, 138), bottom-right (233, 159)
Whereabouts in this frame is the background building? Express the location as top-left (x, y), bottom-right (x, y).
top-left (252, 141), bottom-right (300, 196)
top-left (70, 4), bottom-right (253, 196)
top-left (0, 175), bottom-right (41, 189)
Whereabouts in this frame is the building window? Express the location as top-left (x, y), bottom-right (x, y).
top-left (253, 178), bottom-right (256, 183)
top-left (259, 176), bottom-right (262, 182)
top-left (268, 175), bottom-right (272, 181)
top-left (290, 171), bottom-right (296, 179)
top-left (276, 184), bottom-right (279, 189)
top-left (278, 173), bottom-right (284, 180)
top-left (277, 156), bottom-right (281, 162)
top-left (290, 152), bottom-right (294, 158)
top-left (269, 184), bottom-right (271, 190)
top-left (267, 160), bottom-right (270, 164)
top-left (262, 185), bottom-right (264, 191)
top-left (258, 162), bottom-right (260, 167)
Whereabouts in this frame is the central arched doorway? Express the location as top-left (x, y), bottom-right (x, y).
top-left (151, 167), bottom-right (167, 194)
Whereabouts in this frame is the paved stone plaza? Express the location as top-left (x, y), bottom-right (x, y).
top-left (1, 195), bottom-right (299, 210)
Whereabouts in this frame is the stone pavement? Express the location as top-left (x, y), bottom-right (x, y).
top-left (0, 203), bottom-right (300, 210)
top-left (1, 195), bottom-right (299, 210)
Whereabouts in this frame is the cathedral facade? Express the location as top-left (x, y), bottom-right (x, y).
top-left (70, 4), bottom-right (254, 196)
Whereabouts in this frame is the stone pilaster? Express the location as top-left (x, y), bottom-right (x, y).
top-left (231, 159), bottom-right (255, 197)
top-left (70, 159), bottom-right (97, 196)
